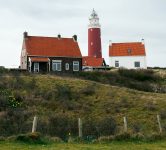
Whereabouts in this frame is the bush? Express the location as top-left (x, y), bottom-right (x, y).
top-left (159, 109), bottom-right (166, 119)
top-left (0, 109), bottom-right (31, 136)
top-left (131, 133), bottom-right (145, 141)
top-left (131, 123), bottom-right (142, 133)
top-left (56, 85), bottom-right (72, 101)
top-left (114, 132), bottom-right (131, 141)
top-left (0, 136), bottom-right (5, 141)
top-left (96, 117), bottom-right (117, 136)
top-left (16, 132), bottom-right (46, 144)
top-left (0, 66), bottom-right (9, 74)
top-left (48, 114), bottom-right (77, 140)
top-left (144, 132), bottom-right (164, 142)
top-left (118, 69), bottom-right (159, 82)
top-left (83, 118), bottom-right (98, 138)
top-left (81, 84), bottom-right (96, 96)
top-left (143, 102), bottom-right (157, 111)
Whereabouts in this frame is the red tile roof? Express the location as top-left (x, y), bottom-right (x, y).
top-left (25, 36), bottom-right (82, 57)
top-left (30, 57), bottom-right (49, 62)
top-left (109, 42), bottom-right (146, 56)
top-left (82, 56), bottom-right (104, 67)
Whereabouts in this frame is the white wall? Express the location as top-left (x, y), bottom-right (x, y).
top-left (109, 56), bottom-right (147, 69)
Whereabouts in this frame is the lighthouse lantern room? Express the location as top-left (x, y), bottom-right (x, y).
top-left (88, 9), bottom-right (102, 58)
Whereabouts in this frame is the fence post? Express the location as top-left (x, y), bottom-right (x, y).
top-left (32, 116), bottom-right (38, 133)
top-left (123, 116), bottom-right (127, 133)
top-left (157, 115), bottom-right (162, 134)
top-left (78, 118), bottom-right (82, 138)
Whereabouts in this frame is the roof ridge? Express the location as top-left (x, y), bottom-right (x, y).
top-left (27, 35), bottom-right (73, 39)
top-left (112, 42), bottom-right (142, 44)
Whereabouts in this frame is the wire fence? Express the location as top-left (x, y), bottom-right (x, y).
top-left (0, 114), bottom-right (165, 141)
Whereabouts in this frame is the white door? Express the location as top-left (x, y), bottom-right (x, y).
top-left (34, 62), bottom-right (39, 72)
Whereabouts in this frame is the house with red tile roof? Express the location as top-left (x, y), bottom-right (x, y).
top-left (82, 56), bottom-right (106, 71)
top-left (109, 39), bottom-right (147, 69)
top-left (20, 32), bottom-right (82, 73)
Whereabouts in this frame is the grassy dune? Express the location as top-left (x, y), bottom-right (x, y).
top-left (0, 70), bottom-right (166, 139)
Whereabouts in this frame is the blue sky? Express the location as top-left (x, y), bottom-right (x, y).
top-left (0, 0), bottom-right (166, 68)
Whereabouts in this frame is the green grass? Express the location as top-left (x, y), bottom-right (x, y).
top-left (1, 141), bottom-right (166, 150)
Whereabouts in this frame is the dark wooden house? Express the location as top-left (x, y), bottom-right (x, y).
top-left (20, 32), bottom-right (82, 73)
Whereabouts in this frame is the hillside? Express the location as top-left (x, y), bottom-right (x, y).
top-left (0, 70), bottom-right (166, 140)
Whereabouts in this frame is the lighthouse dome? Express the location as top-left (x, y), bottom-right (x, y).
top-left (88, 9), bottom-right (100, 28)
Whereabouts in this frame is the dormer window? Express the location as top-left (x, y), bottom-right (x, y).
top-left (128, 49), bottom-right (132, 54)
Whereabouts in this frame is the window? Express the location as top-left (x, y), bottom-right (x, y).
top-left (52, 60), bottom-right (62, 71)
top-left (34, 62), bottom-right (39, 72)
top-left (73, 61), bottom-right (79, 71)
top-left (128, 49), bottom-right (132, 54)
top-left (115, 61), bottom-right (119, 67)
top-left (65, 63), bottom-right (69, 70)
top-left (135, 62), bottom-right (140, 68)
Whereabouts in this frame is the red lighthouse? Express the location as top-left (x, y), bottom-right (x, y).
top-left (88, 9), bottom-right (102, 58)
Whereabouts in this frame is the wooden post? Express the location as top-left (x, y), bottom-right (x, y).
top-left (78, 118), bottom-right (82, 138)
top-left (32, 116), bottom-right (38, 133)
top-left (157, 115), bottom-right (162, 133)
top-left (123, 116), bottom-right (127, 132)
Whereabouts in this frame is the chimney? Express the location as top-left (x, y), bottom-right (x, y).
top-left (109, 40), bottom-right (112, 46)
top-left (58, 34), bottom-right (61, 39)
top-left (23, 31), bottom-right (28, 39)
top-left (73, 35), bottom-right (77, 42)
top-left (141, 38), bottom-right (145, 45)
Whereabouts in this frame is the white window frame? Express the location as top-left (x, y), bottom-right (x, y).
top-left (34, 62), bottom-right (39, 72)
top-left (115, 61), bottom-right (119, 68)
top-left (52, 60), bottom-right (62, 71)
top-left (65, 63), bottom-right (69, 71)
top-left (73, 61), bottom-right (79, 71)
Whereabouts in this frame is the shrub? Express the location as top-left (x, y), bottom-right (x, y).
top-left (131, 122), bottom-right (142, 133)
top-left (159, 109), bottom-right (166, 119)
top-left (0, 66), bottom-right (9, 74)
top-left (56, 85), bottom-right (72, 101)
top-left (144, 132), bottom-right (164, 142)
top-left (16, 132), bottom-right (46, 144)
top-left (114, 132), bottom-right (131, 141)
top-left (131, 133), bottom-right (145, 141)
top-left (143, 102), bottom-right (157, 111)
top-left (48, 114), bottom-right (77, 140)
top-left (83, 118), bottom-right (98, 138)
top-left (0, 109), bottom-right (31, 136)
top-left (118, 69), bottom-right (159, 82)
top-left (96, 117), bottom-right (117, 136)
top-left (0, 136), bottom-right (5, 141)
top-left (81, 84), bottom-right (96, 96)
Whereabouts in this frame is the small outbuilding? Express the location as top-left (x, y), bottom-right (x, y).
top-left (109, 39), bottom-right (147, 69)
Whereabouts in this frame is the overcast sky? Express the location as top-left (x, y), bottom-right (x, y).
top-left (0, 0), bottom-right (166, 68)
